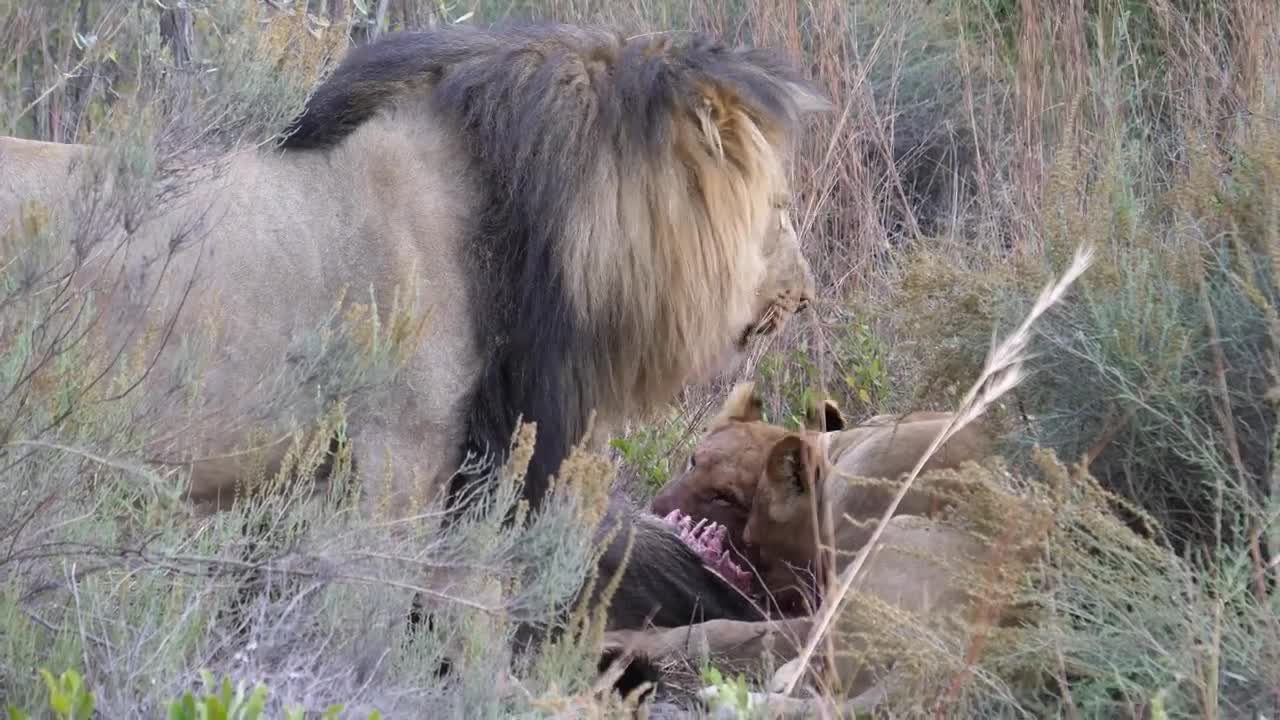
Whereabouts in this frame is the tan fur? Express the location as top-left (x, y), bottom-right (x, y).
top-left (756, 514), bottom-right (1038, 705)
top-left (746, 409), bottom-right (991, 610)
top-left (652, 383), bottom-right (794, 560)
top-left (636, 390), bottom-right (1038, 706)
top-left (783, 517), bottom-right (991, 700)
top-left (562, 79), bottom-right (816, 419)
top-left (2, 123), bottom-right (480, 517)
top-left (651, 382), bottom-right (987, 581)
top-left (0, 32), bottom-right (821, 521)
top-left (744, 432), bottom-right (1041, 704)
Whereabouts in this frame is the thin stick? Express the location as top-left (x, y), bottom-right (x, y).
top-left (779, 242), bottom-right (1096, 696)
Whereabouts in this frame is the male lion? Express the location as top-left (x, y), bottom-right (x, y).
top-left (2, 26), bottom-right (834, 672)
top-left (617, 402), bottom-right (1041, 709)
top-left (0, 24), bottom-right (827, 525)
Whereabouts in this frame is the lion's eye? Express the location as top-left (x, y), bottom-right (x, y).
top-left (687, 454), bottom-right (697, 471)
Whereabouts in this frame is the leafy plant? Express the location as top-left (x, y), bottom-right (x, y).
top-left (757, 321), bottom-right (890, 429)
top-left (166, 672), bottom-right (270, 720)
top-left (610, 410), bottom-right (695, 497)
top-left (699, 665), bottom-right (753, 719)
top-left (10, 669), bottom-right (387, 720)
top-left (38, 669), bottom-right (94, 720)
top-left (831, 320), bottom-right (890, 415)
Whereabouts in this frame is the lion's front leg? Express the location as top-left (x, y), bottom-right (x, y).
top-left (344, 401), bottom-right (479, 645)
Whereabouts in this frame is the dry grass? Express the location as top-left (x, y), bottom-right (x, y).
top-left (2, 0), bottom-right (1279, 717)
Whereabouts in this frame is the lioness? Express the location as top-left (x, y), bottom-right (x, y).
top-left (651, 382), bottom-right (841, 569)
top-left (745, 428), bottom-right (1040, 705)
top-left (652, 382), bottom-right (991, 606)
top-left (746, 410), bottom-right (991, 612)
top-left (619, 423), bottom-right (1037, 708)
top-left (603, 514), bottom-right (1001, 705)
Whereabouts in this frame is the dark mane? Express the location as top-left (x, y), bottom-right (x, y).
top-left (280, 23), bottom-right (817, 153)
top-left (279, 22), bottom-right (825, 515)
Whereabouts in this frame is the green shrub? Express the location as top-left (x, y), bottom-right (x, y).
top-left (5, 669), bottom-right (391, 720)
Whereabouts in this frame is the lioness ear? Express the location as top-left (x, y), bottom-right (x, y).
top-left (712, 382), bottom-right (764, 428)
top-left (822, 400), bottom-right (845, 431)
top-left (803, 396), bottom-right (846, 432)
top-left (766, 435), bottom-right (816, 497)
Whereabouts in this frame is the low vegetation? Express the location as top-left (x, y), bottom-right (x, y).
top-left (2, 0), bottom-right (1278, 717)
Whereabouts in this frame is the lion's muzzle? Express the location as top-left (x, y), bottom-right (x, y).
top-left (744, 286), bottom-right (814, 346)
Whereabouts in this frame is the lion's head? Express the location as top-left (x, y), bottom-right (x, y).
top-left (702, 196), bottom-right (819, 384)
top-left (651, 382), bottom-right (842, 568)
top-left (533, 29), bottom-right (829, 412)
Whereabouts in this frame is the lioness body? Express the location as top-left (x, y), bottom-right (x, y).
top-left (632, 386), bottom-right (1038, 706)
top-left (748, 408), bottom-right (991, 608)
top-left (603, 515), bottom-right (987, 703)
top-left (752, 448), bottom-right (1038, 705)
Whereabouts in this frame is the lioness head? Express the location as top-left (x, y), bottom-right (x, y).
top-left (651, 382), bottom-right (843, 570)
top-left (742, 432), bottom-right (830, 614)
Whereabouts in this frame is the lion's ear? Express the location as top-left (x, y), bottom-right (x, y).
top-left (765, 435), bottom-right (819, 498)
top-left (692, 79), bottom-right (828, 160)
top-left (712, 382), bottom-right (764, 428)
top-left (822, 400), bottom-right (846, 431)
top-left (803, 396), bottom-right (846, 432)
